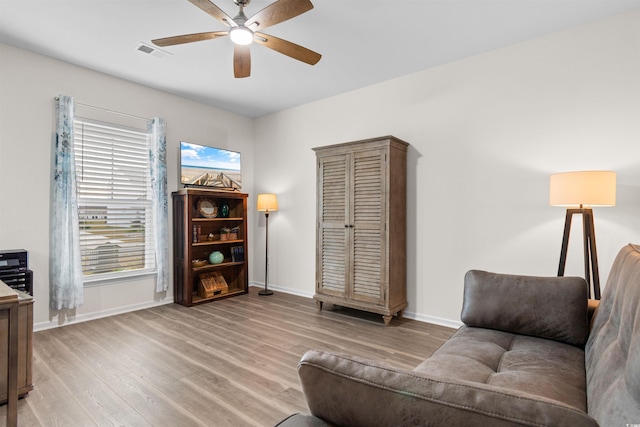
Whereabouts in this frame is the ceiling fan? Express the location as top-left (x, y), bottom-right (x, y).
top-left (152, 0), bottom-right (321, 78)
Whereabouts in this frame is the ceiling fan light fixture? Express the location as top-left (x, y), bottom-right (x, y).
top-left (153, 0), bottom-right (321, 77)
top-left (229, 26), bottom-right (253, 45)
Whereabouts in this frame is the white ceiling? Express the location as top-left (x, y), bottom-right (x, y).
top-left (1, 0), bottom-right (639, 118)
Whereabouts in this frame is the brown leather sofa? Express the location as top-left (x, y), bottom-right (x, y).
top-left (278, 243), bottom-right (640, 426)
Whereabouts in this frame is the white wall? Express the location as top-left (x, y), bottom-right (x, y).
top-left (253, 10), bottom-right (640, 326)
top-left (1, 10), bottom-right (638, 331)
top-left (0, 43), bottom-right (255, 329)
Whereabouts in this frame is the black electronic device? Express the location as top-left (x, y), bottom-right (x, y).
top-left (0, 249), bottom-right (28, 271)
top-left (0, 249), bottom-right (32, 295)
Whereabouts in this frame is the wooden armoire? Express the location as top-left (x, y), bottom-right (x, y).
top-left (313, 136), bottom-right (408, 325)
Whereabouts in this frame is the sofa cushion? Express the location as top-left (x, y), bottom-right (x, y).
top-left (461, 270), bottom-right (590, 347)
top-left (414, 326), bottom-right (587, 412)
top-left (586, 243), bottom-right (640, 426)
top-left (298, 350), bottom-right (597, 427)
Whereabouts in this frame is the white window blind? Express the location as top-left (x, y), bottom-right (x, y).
top-left (73, 117), bottom-right (156, 281)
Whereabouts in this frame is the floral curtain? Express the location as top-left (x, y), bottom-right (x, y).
top-left (149, 117), bottom-right (169, 292)
top-left (50, 95), bottom-right (84, 310)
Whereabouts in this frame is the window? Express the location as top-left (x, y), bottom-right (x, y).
top-left (73, 117), bottom-right (156, 282)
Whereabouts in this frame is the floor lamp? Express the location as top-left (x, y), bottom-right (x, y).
top-left (257, 193), bottom-right (278, 296)
top-left (550, 171), bottom-right (616, 300)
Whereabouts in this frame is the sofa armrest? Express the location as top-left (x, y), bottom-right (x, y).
top-left (461, 270), bottom-right (590, 346)
top-left (298, 350), bottom-right (596, 427)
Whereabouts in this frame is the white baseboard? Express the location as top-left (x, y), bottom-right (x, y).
top-left (402, 310), bottom-right (463, 329)
top-left (36, 284), bottom-right (461, 332)
top-left (34, 299), bottom-right (174, 332)
top-left (249, 282), bottom-right (462, 329)
top-left (249, 281), bottom-right (314, 298)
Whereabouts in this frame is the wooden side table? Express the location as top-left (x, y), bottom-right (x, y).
top-left (0, 281), bottom-right (20, 427)
top-left (0, 290), bottom-right (33, 404)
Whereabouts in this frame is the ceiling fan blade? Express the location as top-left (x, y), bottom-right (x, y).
top-left (245, 0), bottom-right (313, 31)
top-left (152, 31), bottom-right (228, 47)
top-left (187, 0), bottom-right (236, 27)
top-left (234, 44), bottom-right (251, 78)
top-left (254, 32), bottom-right (321, 65)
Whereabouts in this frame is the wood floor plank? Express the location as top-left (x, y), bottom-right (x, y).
top-left (162, 376), bottom-right (262, 427)
top-left (8, 287), bottom-right (454, 426)
top-left (20, 348), bottom-right (97, 426)
top-left (32, 327), bottom-right (153, 427)
top-left (46, 321), bottom-right (133, 383)
top-left (176, 369), bottom-right (290, 426)
top-left (104, 372), bottom-right (206, 426)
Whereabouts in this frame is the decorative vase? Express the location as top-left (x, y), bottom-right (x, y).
top-left (209, 251), bottom-right (224, 264)
top-left (221, 202), bottom-right (230, 218)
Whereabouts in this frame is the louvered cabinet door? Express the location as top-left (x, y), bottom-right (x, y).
top-left (314, 136), bottom-right (408, 325)
top-left (316, 154), bottom-right (348, 298)
top-left (350, 149), bottom-right (386, 305)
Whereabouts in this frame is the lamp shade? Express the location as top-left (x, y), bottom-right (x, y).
top-left (549, 171), bottom-right (616, 207)
top-left (257, 193), bottom-right (278, 212)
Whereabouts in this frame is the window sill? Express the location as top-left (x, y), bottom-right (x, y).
top-left (83, 269), bottom-right (156, 287)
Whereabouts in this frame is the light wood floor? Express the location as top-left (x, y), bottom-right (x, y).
top-left (2, 287), bottom-right (454, 427)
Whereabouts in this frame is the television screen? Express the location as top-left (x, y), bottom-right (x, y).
top-left (180, 142), bottom-right (242, 190)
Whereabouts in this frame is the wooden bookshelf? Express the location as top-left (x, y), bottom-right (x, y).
top-left (172, 189), bottom-right (248, 306)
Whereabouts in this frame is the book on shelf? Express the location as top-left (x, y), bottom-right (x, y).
top-left (231, 246), bottom-right (245, 262)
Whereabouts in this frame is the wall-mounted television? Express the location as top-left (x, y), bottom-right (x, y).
top-left (180, 141), bottom-right (242, 190)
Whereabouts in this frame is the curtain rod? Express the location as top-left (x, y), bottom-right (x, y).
top-left (54, 96), bottom-right (150, 122)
